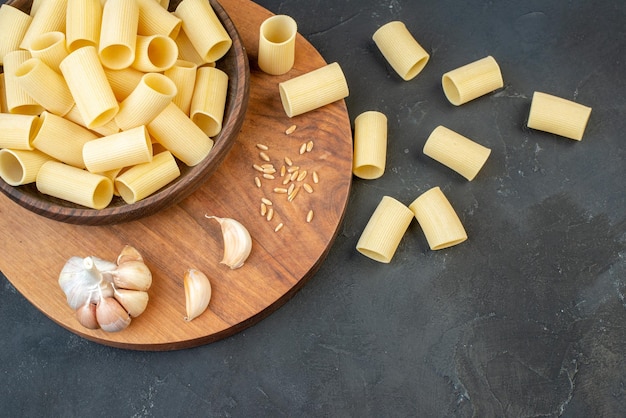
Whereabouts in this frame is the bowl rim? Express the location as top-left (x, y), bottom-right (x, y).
top-left (0, 0), bottom-right (250, 225)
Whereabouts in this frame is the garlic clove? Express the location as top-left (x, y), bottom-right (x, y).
top-left (76, 302), bottom-right (99, 329)
top-left (184, 269), bottom-right (212, 321)
top-left (205, 215), bottom-right (252, 269)
top-left (114, 289), bottom-right (149, 317)
top-left (110, 261), bottom-right (152, 291)
top-left (116, 245), bottom-right (144, 265)
top-left (96, 297), bottom-right (131, 332)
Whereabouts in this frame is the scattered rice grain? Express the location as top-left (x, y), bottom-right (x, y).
top-left (254, 176), bottom-right (262, 188)
top-left (253, 164), bottom-right (264, 172)
top-left (287, 165), bottom-right (299, 173)
top-left (274, 222), bottom-right (284, 232)
top-left (290, 171), bottom-right (299, 181)
top-left (274, 187), bottom-right (288, 194)
top-left (263, 167), bottom-right (276, 174)
top-left (285, 125), bottom-right (297, 135)
top-left (259, 151), bottom-right (270, 162)
top-left (280, 165), bottom-right (286, 176)
top-left (261, 203), bottom-right (267, 216)
top-left (261, 197), bottom-right (273, 206)
top-left (312, 171), bottom-right (319, 184)
top-left (256, 143), bottom-right (269, 150)
top-left (266, 207), bottom-right (274, 221)
top-left (299, 143), bottom-right (307, 154)
top-left (288, 186), bottom-right (300, 202)
top-left (263, 173), bottom-right (275, 180)
top-left (297, 170), bottom-right (307, 182)
top-left (306, 210), bottom-right (314, 223)
top-left (303, 183), bottom-right (313, 193)
top-left (284, 156), bottom-right (293, 166)
top-left (282, 176), bottom-right (291, 185)
top-left (306, 140), bottom-right (314, 152)
top-left (287, 183), bottom-right (295, 195)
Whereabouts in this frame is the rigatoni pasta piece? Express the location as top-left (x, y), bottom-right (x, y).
top-left (132, 34), bottom-right (178, 72)
top-left (356, 196), bottom-right (414, 263)
top-left (115, 73), bottom-right (177, 131)
top-left (372, 21), bottom-right (430, 81)
top-left (98, 0), bottom-right (139, 70)
top-left (19, 0), bottom-right (67, 50)
top-left (65, 0), bottom-right (102, 52)
top-left (174, 28), bottom-right (206, 66)
top-left (279, 62), bottom-right (349, 118)
top-left (190, 67), bottom-right (228, 137)
top-left (30, 0), bottom-right (44, 16)
top-left (115, 150), bottom-right (180, 204)
top-left (103, 66), bottom-right (144, 102)
top-left (36, 160), bottom-right (114, 210)
top-left (59, 46), bottom-right (119, 129)
top-left (3, 50), bottom-right (44, 115)
top-left (28, 31), bottom-right (68, 73)
top-left (423, 125), bottom-right (491, 181)
top-left (352, 111), bottom-right (387, 179)
top-left (0, 148), bottom-right (55, 186)
top-left (15, 58), bottom-right (74, 117)
top-left (0, 74), bottom-right (6, 113)
top-left (527, 92), bottom-right (592, 141)
top-left (147, 102), bottom-right (213, 166)
top-left (83, 125), bottom-right (153, 173)
top-left (409, 187), bottom-right (467, 250)
top-left (0, 5), bottom-right (32, 65)
top-left (174, 0), bottom-right (232, 63)
top-left (164, 60), bottom-right (198, 115)
top-left (32, 111), bottom-right (98, 168)
top-left (0, 113), bottom-right (40, 150)
top-left (63, 104), bottom-right (120, 137)
top-left (442, 56), bottom-right (503, 106)
top-left (137, 0), bottom-right (182, 38)
top-left (258, 15), bottom-right (298, 76)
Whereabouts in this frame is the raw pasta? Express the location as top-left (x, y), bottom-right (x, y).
top-left (409, 187), bottom-right (467, 250)
top-left (164, 59), bottom-right (198, 115)
top-left (442, 56), bottom-right (503, 106)
top-left (15, 58), bottom-right (75, 117)
top-left (115, 72), bottom-right (177, 131)
top-left (65, 0), bottom-right (102, 52)
top-left (174, 0), bottom-right (232, 63)
top-left (82, 125), bottom-right (153, 173)
top-left (356, 196), bottom-right (414, 263)
top-left (423, 125), bottom-right (491, 181)
top-left (258, 15), bottom-right (298, 76)
top-left (527, 91), bottom-right (592, 141)
top-left (0, 4), bottom-right (32, 65)
top-left (4, 50), bottom-right (44, 115)
top-left (132, 34), bottom-right (178, 72)
top-left (147, 102), bottom-right (214, 166)
top-left (190, 66), bottom-right (228, 137)
top-left (36, 160), bottom-right (114, 210)
top-left (19, 0), bottom-right (66, 50)
top-left (279, 62), bottom-right (349, 118)
top-left (98, 0), bottom-right (139, 70)
top-left (28, 31), bottom-right (68, 73)
top-left (0, 148), bottom-right (54, 186)
top-left (0, 74), bottom-right (6, 113)
top-left (104, 66), bottom-right (144, 102)
top-left (352, 111), bottom-right (387, 179)
top-left (137, 0), bottom-right (181, 38)
top-left (0, 113), bottom-right (40, 150)
top-left (115, 150), bottom-right (180, 204)
top-left (174, 27), bottom-right (206, 66)
top-left (372, 21), bottom-right (429, 81)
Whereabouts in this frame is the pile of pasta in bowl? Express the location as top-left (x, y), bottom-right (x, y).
top-left (0, 0), bottom-right (249, 224)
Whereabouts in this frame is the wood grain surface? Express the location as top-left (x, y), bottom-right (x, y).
top-left (0, 0), bottom-right (353, 350)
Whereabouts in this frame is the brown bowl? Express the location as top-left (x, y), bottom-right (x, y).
top-left (0, 0), bottom-right (249, 225)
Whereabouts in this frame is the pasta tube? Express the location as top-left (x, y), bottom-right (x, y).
top-left (442, 56), bottom-right (503, 106)
top-left (409, 187), bottom-right (467, 250)
top-left (19, 0), bottom-right (67, 50)
top-left (137, 0), bottom-right (182, 38)
top-left (164, 60), bottom-right (198, 115)
top-left (174, 28), bottom-right (206, 66)
top-left (352, 111), bottom-right (387, 180)
top-left (63, 104), bottom-right (120, 137)
top-left (0, 113), bottom-right (40, 150)
top-left (0, 148), bottom-right (55, 186)
top-left (99, 0), bottom-right (140, 70)
top-left (372, 21), bottom-right (430, 81)
top-left (83, 125), bottom-right (153, 173)
top-left (36, 160), bottom-right (114, 210)
top-left (132, 34), bottom-right (178, 73)
top-left (28, 31), bottom-right (68, 73)
top-left (4, 50), bottom-right (44, 115)
top-left (190, 67), bottom-right (228, 137)
top-left (279, 62), bottom-right (349, 118)
top-left (115, 73), bottom-right (177, 131)
top-left (103, 66), bottom-right (144, 102)
top-left (258, 15), bottom-right (298, 76)
top-left (423, 126), bottom-right (491, 181)
top-left (174, 0), bottom-right (232, 63)
top-left (115, 150), bottom-right (180, 204)
top-left (0, 4), bottom-right (32, 65)
top-left (147, 102), bottom-right (213, 166)
top-left (66, 0), bottom-right (102, 52)
top-left (32, 111), bottom-right (98, 168)
top-left (15, 58), bottom-right (74, 117)
top-left (0, 74), bottom-right (6, 113)
top-left (356, 196), bottom-right (414, 263)
top-left (59, 46), bottom-right (119, 129)
top-left (527, 92), bottom-right (592, 141)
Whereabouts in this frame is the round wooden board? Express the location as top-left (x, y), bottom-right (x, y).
top-left (0, 0), bottom-right (353, 351)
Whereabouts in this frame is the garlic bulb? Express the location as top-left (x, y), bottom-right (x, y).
top-left (205, 215), bottom-right (252, 269)
top-left (184, 269), bottom-right (212, 321)
top-left (57, 245), bottom-right (153, 332)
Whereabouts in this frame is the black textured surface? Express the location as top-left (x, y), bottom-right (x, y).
top-left (1, 0), bottom-right (625, 416)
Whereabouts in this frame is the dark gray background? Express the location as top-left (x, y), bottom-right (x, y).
top-left (1, 0), bottom-right (625, 416)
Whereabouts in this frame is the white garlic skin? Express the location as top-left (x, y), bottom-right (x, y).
top-left (205, 215), bottom-right (252, 269)
top-left (59, 256), bottom-right (115, 310)
top-left (184, 269), bottom-right (212, 321)
top-left (96, 297), bottom-right (131, 332)
top-left (117, 245), bottom-right (144, 265)
top-left (76, 302), bottom-right (99, 330)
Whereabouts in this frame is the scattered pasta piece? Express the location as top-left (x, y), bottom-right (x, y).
top-left (527, 91), bottom-right (592, 141)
